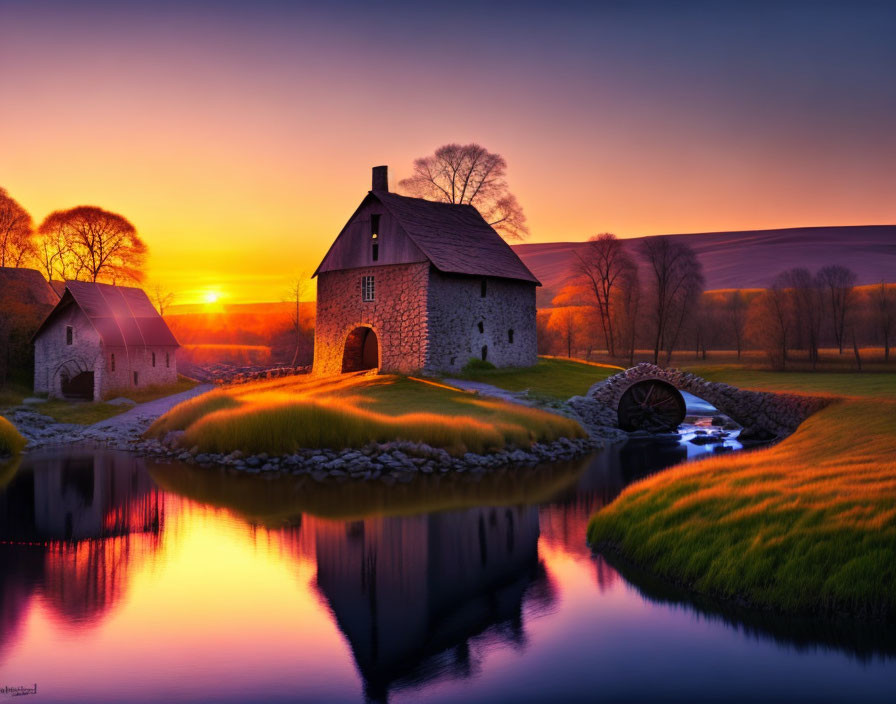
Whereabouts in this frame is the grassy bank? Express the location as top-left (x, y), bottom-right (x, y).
top-left (683, 366), bottom-right (896, 399)
top-left (454, 356), bottom-right (622, 400)
top-left (0, 376), bottom-right (199, 426)
top-left (587, 398), bottom-right (896, 619)
top-left (0, 417), bottom-right (26, 456)
top-left (146, 372), bottom-right (585, 456)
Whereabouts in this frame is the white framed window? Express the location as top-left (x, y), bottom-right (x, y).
top-left (362, 275), bottom-right (375, 302)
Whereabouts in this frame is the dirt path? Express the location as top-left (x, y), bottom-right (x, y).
top-left (443, 379), bottom-right (539, 406)
top-left (10, 383), bottom-right (214, 450)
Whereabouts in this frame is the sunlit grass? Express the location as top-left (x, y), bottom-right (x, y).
top-left (454, 356), bottom-right (623, 400)
top-left (146, 373), bottom-right (585, 456)
top-left (683, 366), bottom-right (896, 399)
top-left (587, 398), bottom-right (896, 618)
top-left (0, 416), bottom-right (26, 456)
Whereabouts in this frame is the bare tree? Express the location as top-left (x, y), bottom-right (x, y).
top-left (747, 275), bottom-right (793, 370)
top-left (817, 265), bottom-right (857, 354)
top-left (574, 233), bottom-right (637, 357)
top-left (638, 237), bottom-right (704, 364)
top-left (780, 268), bottom-right (823, 368)
top-left (285, 273), bottom-right (310, 367)
top-left (0, 188), bottom-right (34, 267)
top-left (398, 143), bottom-right (528, 240)
top-left (872, 281), bottom-right (895, 362)
top-left (724, 290), bottom-right (748, 359)
top-left (614, 263), bottom-right (641, 366)
top-left (38, 206), bottom-right (147, 284)
top-left (150, 283), bottom-right (176, 317)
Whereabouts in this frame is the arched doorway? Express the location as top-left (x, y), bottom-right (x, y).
top-left (56, 360), bottom-right (95, 400)
top-left (342, 326), bottom-right (379, 372)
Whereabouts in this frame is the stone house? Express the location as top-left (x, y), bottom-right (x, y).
top-left (32, 281), bottom-right (179, 400)
top-left (313, 166), bottom-right (540, 375)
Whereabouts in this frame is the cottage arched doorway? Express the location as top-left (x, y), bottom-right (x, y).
top-left (56, 360), bottom-right (95, 400)
top-left (342, 326), bottom-right (379, 373)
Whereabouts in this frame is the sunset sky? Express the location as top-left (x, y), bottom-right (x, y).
top-left (2, 0), bottom-right (894, 304)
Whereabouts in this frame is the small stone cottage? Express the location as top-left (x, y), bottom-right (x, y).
top-left (32, 281), bottom-right (179, 400)
top-left (313, 166), bottom-right (540, 375)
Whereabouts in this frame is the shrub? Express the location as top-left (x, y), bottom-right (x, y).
top-left (0, 417), bottom-right (26, 456)
top-left (462, 357), bottom-right (496, 372)
top-left (145, 390), bottom-right (242, 437)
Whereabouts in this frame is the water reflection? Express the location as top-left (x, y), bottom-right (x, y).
top-left (314, 507), bottom-right (552, 701)
top-left (0, 442), bottom-right (893, 704)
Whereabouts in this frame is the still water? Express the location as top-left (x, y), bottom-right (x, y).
top-left (0, 435), bottom-right (893, 703)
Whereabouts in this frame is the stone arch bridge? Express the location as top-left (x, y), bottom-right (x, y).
top-left (582, 363), bottom-right (831, 440)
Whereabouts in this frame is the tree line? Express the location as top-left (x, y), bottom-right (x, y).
top-left (539, 234), bottom-right (896, 369)
top-left (0, 187), bottom-right (147, 284)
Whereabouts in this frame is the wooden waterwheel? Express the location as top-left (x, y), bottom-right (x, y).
top-left (617, 380), bottom-right (686, 432)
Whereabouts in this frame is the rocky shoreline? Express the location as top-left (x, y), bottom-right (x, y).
top-left (3, 363), bottom-right (806, 481)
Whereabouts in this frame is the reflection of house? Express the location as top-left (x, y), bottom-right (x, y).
top-left (32, 281), bottom-right (179, 400)
top-left (0, 451), bottom-right (164, 636)
top-left (313, 166), bottom-right (540, 376)
top-left (314, 506), bottom-right (552, 701)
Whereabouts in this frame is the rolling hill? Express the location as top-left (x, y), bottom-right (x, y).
top-left (512, 225), bottom-right (896, 307)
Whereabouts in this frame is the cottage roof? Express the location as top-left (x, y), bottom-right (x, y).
top-left (0, 267), bottom-right (60, 306)
top-left (32, 281), bottom-right (179, 348)
top-left (315, 191), bottom-right (540, 285)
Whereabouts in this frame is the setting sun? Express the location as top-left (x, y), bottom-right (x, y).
top-left (204, 291), bottom-right (220, 305)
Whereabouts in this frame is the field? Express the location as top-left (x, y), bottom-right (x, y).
top-left (588, 368), bottom-right (896, 619)
top-left (146, 372), bottom-right (585, 456)
top-left (454, 356), bottom-right (622, 400)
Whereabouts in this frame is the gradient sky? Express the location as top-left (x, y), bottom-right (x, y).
top-left (2, 0), bottom-right (894, 303)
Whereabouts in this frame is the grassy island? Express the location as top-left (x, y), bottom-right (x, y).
top-left (588, 392), bottom-right (896, 620)
top-left (147, 372), bottom-right (585, 456)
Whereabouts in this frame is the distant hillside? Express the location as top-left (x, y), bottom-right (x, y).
top-left (512, 225), bottom-right (896, 307)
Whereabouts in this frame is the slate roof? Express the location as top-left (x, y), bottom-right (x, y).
top-left (0, 267), bottom-right (60, 306)
top-left (316, 191), bottom-right (540, 284)
top-left (33, 281), bottom-right (179, 348)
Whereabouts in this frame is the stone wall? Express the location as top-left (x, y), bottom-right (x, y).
top-left (425, 271), bottom-right (537, 374)
top-left (34, 306), bottom-right (104, 399)
top-left (589, 363), bottom-right (832, 438)
top-left (313, 263), bottom-right (430, 376)
top-left (34, 307), bottom-right (178, 400)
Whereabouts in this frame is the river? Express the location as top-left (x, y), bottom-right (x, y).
top-left (0, 426), bottom-right (893, 703)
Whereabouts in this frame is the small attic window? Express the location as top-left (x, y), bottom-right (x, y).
top-left (481, 279), bottom-right (487, 298)
top-left (152, 352), bottom-right (156, 367)
top-left (477, 321), bottom-right (484, 334)
top-left (371, 214), bottom-right (380, 262)
top-left (508, 329), bottom-right (514, 344)
top-left (362, 275), bottom-right (375, 302)
top-left (66, 326), bottom-right (73, 345)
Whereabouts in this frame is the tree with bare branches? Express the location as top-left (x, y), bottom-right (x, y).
top-left (872, 282), bottom-right (895, 362)
top-left (724, 290), bottom-right (748, 359)
top-left (780, 268), bottom-right (823, 368)
top-left (38, 206), bottom-right (147, 284)
top-left (0, 188), bottom-right (35, 267)
top-left (817, 264), bottom-right (857, 354)
top-left (398, 143), bottom-right (528, 241)
top-left (285, 273), bottom-right (311, 367)
top-left (150, 283), bottom-right (176, 317)
top-left (747, 274), bottom-right (793, 370)
top-left (574, 233), bottom-right (637, 357)
top-left (638, 237), bottom-right (704, 364)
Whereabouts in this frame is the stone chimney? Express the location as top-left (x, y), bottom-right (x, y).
top-left (372, 165), bottom-right (388, 192)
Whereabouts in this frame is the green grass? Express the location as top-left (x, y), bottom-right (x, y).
top-left (0, 417), bottom-right (26, 457)
top-left (453, 356), bottom-right (623, 401)
top-left (684, 366), bottom-right (896, 399)
top-left (0, 382), bottom-right (32, 411)
top-left (5, 376), bottom-right (202, 426)
top-left (587, 398), bottom-right (896, 619)
top-left (146, 372), bottom-right (586, 456)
